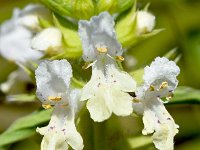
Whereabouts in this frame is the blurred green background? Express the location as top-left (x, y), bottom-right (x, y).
top-left (0, 0), bottom-right (200, 149)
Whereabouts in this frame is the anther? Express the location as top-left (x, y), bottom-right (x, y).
top-left (149, 85), bottom-right (155, 91)
top-left (48, 96), bottom-right (62, 102)
top-left (42, 104), bottom-right (52, 109)
top-left (133, 98), bottom-right (140, 103)
top-left (166, 93), bottom-right (174, 101)
top-left (160, 81), bottom-right (168, 89)
top-left (116, 56), bottom-right (124, 62)
top-left (97, 47), bottom-right (107, 53)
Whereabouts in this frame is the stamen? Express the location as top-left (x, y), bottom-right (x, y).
top-left (133, 98), bottom-right (140, 103)
top-left (116, 56), bottom-right (124, 62)
top-left (160, 81), bottom-right (168, 89)
top-left (149, 85), bottom-right (155, 91)
top-left (97, 47), bottom-right (107, 53)
top-left (42, 104), bottom-right (52, 109)
top-left (166, 93), bottom-right (174, 101)
top-left (82, 62), bottom-right (93, 69)
top-left (48, 96), bottom-right (62, 102)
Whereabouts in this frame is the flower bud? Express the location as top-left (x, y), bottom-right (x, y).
top-left (116, 3), bottom-right (158, 48)
top-left (136, 11), bottom-right (155, 34)
top-left (31, 27), bottom-right (62, 55)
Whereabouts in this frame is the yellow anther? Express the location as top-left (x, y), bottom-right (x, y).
top-left (48, 96), bottom-right (62, 102)
top-left (82, 62), bottom-right (92, 70)
top-left (149, 85), bottom-right (155, 91)
top-left (42, 104), bottom-right (52, 109)
top-left (166, 93), bottom-right (174, 101)
top-left (116, 56), bottom-right (124, 62)
top-left (97, 47), bottom-right (107, 53)
top-left (133, 98), bottom-right (140, 103)
top-left (160, 81), bottom-right (168, 89)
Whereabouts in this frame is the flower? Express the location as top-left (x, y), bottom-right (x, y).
top-left (0, 4), bottom-right (47, 64)
top-left (31, 27), bottom-right (62, 53)
top-left (35, 60), bottom-right (83, 150)
top-left (133, 57), bottom-right (180, 150)
top-left (136, 11), bottom-right (155, 35)
top-left (78, 12), bottom-right (136, 122)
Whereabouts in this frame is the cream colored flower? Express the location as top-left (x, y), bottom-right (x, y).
top-left (78, 12), bottom-right (136, 122)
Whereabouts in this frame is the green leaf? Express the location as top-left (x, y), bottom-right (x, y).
top-left (6, 109), bottom-right (52, 133)
top-left (167, 86), bottom-right (200, 105)
top-left (0, 109), bottom-right (52, 147)
top-left (53, 13), bottom-right (82, 58)
top-left (0, 129), bottom-right (35, 146)
top-left (6, 94), bottom-right (36, 102)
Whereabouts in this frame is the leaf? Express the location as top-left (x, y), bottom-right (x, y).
top-left (0, 129), bottom-right (35, 146)
top-left (6, 94), bottom-right (36, 102)
top-left (53, 13), bottom-right (82, 58)
top-left (167, 86), bottom-right (200, 105)
top-left (6, 109), bottom-right (52, 133)
top-left (0, 109), bottom-right (52, 147)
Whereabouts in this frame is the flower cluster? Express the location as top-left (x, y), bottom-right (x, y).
top-left (0, 4), bottom-right (180, 150)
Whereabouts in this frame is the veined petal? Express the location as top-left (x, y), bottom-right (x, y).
top-left (31, 28), bottom-right (62, 52)
top-left (35, 60), bottom-right (72, 105)
top-left (37, 104), bottom-right (83, 150)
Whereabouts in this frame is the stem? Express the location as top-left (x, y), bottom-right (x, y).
top-left (93, 121), bottom-right (107, 150)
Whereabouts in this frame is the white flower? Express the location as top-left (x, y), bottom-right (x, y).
top-left (0, 4), bottom-right (46, 64)
top-left (78, 12), bottom-right (136, 122)
top-left (31, 27), bottom-right (62, 52)
top-left (136, 11), bottom-right (155, 34)
top-left (35, 60), bottom-right (83, 150)
top-left (133, 57), bottom-right (180, 150)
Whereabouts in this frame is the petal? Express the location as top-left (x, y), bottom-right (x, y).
top-left (0, 25), bottom-right (43, 63)
top-left (31, 27), bottom-right (62, 51)
top-left (152, 122), bottom-right (178, 150)
top-left (16, 4), bottom-right (50, 31)
top-left (86, 85), bottom-right (112, 122)
top-left (111, 87), bottom-right (133, 116)
top-left (35, 60), bottom-right (72, 105)
top-left (78, 12), bottom-right (122, 62)
top-left (37, 104), bottom-right (83, 150)
top-left (81, 61), bottom-right (105, 101)
top-left (106, 59), bottom-right (136, 92)
top-left (142, 98), bottom-right (178, 150)
top-left (143, 57), bottom-right (180, 88)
